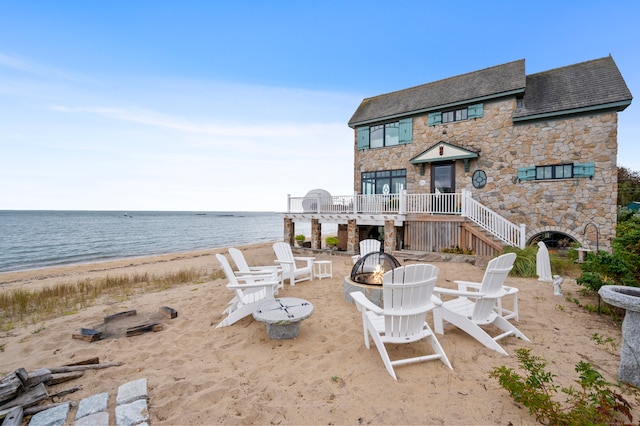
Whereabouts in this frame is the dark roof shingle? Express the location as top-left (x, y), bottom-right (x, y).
top-left (349, 56), bottom-right (632, 127)
top-left (348, 60), bottom-right (526, 127)
top-left (513, 56), bottom-right (632, 119)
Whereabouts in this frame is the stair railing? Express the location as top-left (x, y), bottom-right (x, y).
top-left (461, 189), bottom-right (525, 248)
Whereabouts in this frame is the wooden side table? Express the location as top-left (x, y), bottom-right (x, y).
top-left (313, 260), bottom-right (333, 280)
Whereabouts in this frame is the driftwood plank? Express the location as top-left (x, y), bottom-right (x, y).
top-left (25, 368), bottom-right (52, 389)
top-left (23, 402), bottom-right (73, 417)
top-left (0, 381), bottom-right (21, 405)
top-left (0, 370), bottom-right (27, 405)
top-left (0, 383), bottom-right (47, 412)
top-left (160, 306), bottom-right (178, 319)
top-left (65, 357), bottom-right (99, 367)
top-left (126, 323), bottom-right (163, 337)
top-left (104, 310), bottom-right (137, 322)
top-left (49, 386), bottom-right (81, 399)
top-left (48, 371), bottom-right (84, 385)
top-left (1, 406), bottom-right (22, 426)
top-left (72, 328), bottom-right (102, 342)
top-left (47, 362), bottom-right (123, 374)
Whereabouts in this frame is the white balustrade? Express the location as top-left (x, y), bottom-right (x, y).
top-left (286, 190), bottom-right (524, 248)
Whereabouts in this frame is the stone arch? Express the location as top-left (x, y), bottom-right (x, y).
top-left (526, 226), bottom-right (585, 249)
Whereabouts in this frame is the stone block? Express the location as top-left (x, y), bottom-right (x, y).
top-left (115, 399), bottom-right (148, 426)
top-left (75, 411), bottom-right (109, 426)
top-left (116, 378), bottom-right (147, 405)
top-left (28, 402), bottom-right (70, 426)
top-left (76, 392), bottom-right (108, 420)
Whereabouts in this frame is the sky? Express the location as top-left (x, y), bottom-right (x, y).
top-left (1, 1), bottom-right (639, 212)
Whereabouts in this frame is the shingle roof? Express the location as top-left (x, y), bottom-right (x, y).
top-left (349, 56), bottom-right (633, 127)
top-left (348, 60), bottom-right (526, 127)
top-left (513, 56), bottom-right (632, 119)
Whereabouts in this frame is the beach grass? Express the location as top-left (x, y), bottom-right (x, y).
top-left (0, 267), bottom-right (221, 331)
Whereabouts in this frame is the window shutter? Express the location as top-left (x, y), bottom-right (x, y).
top-left (427, 112), bottom-right (441, 126)
top-left (573, 162), bottom-right (595, 178)
top-left (468, 103), bottom-right (484, 119)
top-left (517, 166), bottom-right (536, 181)
top-left (399, 118), bottom-right (412, 144)
top-left (357, 126), bottom-right (369, 150)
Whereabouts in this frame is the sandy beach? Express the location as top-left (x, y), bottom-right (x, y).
top-left (1, 243), bottom-right (638, 425)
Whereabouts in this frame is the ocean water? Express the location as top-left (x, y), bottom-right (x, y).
top-left (0, 210), bottom-right (328, 273)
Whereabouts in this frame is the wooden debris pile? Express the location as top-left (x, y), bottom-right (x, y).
top-left (72, 306), bottom-right (178, 342)
top-left (0, 357), bottom-right (122, 425)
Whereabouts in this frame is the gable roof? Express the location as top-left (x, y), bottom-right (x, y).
top-left (348, 60), bottom-right (526, 127)
top-left (513, 56), bottom-right (632, 121)
top-left (349, 56), bottom-right (632, 128)
top-left (410, 141), bottom-right (479, 164)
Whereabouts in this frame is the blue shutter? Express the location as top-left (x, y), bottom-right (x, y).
top-left (468, 103), bottom-right (484, 119)
top-left (573, 162), bottom-right (595, 178)
top-left (357, 126), bottom-right (369, 150)
top-left (427, 112), bottom-right (441, 126)
top-left (518, 166), bottom-right (536, 181)
top-left (399, 118), bottom-right (412, 144)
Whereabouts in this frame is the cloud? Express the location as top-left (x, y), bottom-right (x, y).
top-left (0, 51), bottom-right (84, 82)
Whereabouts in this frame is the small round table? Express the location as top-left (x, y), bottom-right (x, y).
top-left (253, 297), bottom-right (314, 339)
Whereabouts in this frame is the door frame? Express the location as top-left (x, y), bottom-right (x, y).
top-left (430, 161), bottom-right (455, 193)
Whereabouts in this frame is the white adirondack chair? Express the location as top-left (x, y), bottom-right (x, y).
top-left (351, 238), bottom-right (382, 264)
top-left (451, 254), bottom-right (520, 322)
top-left (272, 242), bottom-right (314, 286)
top-left (228, 247), bottom-right (283, 292)
top-left (432, 253), bottom-right (529, 355)
top-left (215, 253), bottom-right (279, 328)
top-left (383, 263), bottom-right (439, 284)
top-left (351, 264), bottom-right (452, 380)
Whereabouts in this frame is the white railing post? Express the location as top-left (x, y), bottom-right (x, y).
top-left (353, 191), bottom-right (358, 214)
top-left (287, 194), bottom-right (291, 213)
top-left (399, 189), bottom-right (406, 214)
top-left (461, 189), bottom-right (469, 217)
top-left (519, 224), bottom-right (526, 249)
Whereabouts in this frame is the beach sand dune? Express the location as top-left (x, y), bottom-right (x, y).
top-left (1, 243), bottom-right (637, 424)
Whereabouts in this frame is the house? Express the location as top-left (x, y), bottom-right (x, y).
top-left (284, 56), bottom-right (632, 256)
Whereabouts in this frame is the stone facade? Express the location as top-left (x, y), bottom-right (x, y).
top-left (354, 97), bottom-right (619, 251)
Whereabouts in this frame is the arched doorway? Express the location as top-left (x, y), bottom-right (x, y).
top-left (529, 231), bottom-right (577, 252)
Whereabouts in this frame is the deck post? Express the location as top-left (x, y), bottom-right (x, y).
top-left (284, 217), bottom-right (294, 246)
top-left (460, 189), bottom-right (469, 217)
top-left (347, 219), bottom-right (358, 252)
top-left (519, 224), bottom-right (526, 249)
top-left (311, 219), bottom-right (321, 249)
top-left (384, 220), bottom-right (396, 252)
top-left (353, 191), bottom-right (358, 214)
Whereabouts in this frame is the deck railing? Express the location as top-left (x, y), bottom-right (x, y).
top-left (287, 190), bottom-right (525, 248)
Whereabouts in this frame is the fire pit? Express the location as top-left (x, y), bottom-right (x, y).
top-left (344, 252), bottom-right (401, 307)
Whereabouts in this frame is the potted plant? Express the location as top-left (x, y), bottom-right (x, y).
top-left (295, 234), bottom-right (306, 247)
top-left (325, 236), bottom-right (339, 250)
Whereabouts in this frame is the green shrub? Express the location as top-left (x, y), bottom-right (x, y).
top-left (576, 251), bottom-right (635, 293)
top-left (490, 348), bottom-right (633, 425)
top-left (503, 245), bottom-right (538, 278)
top-left (325, 236), bottom-right (339, 246)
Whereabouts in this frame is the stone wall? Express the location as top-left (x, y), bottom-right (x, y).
top-left (353, 97), bottom-right (618, 251)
